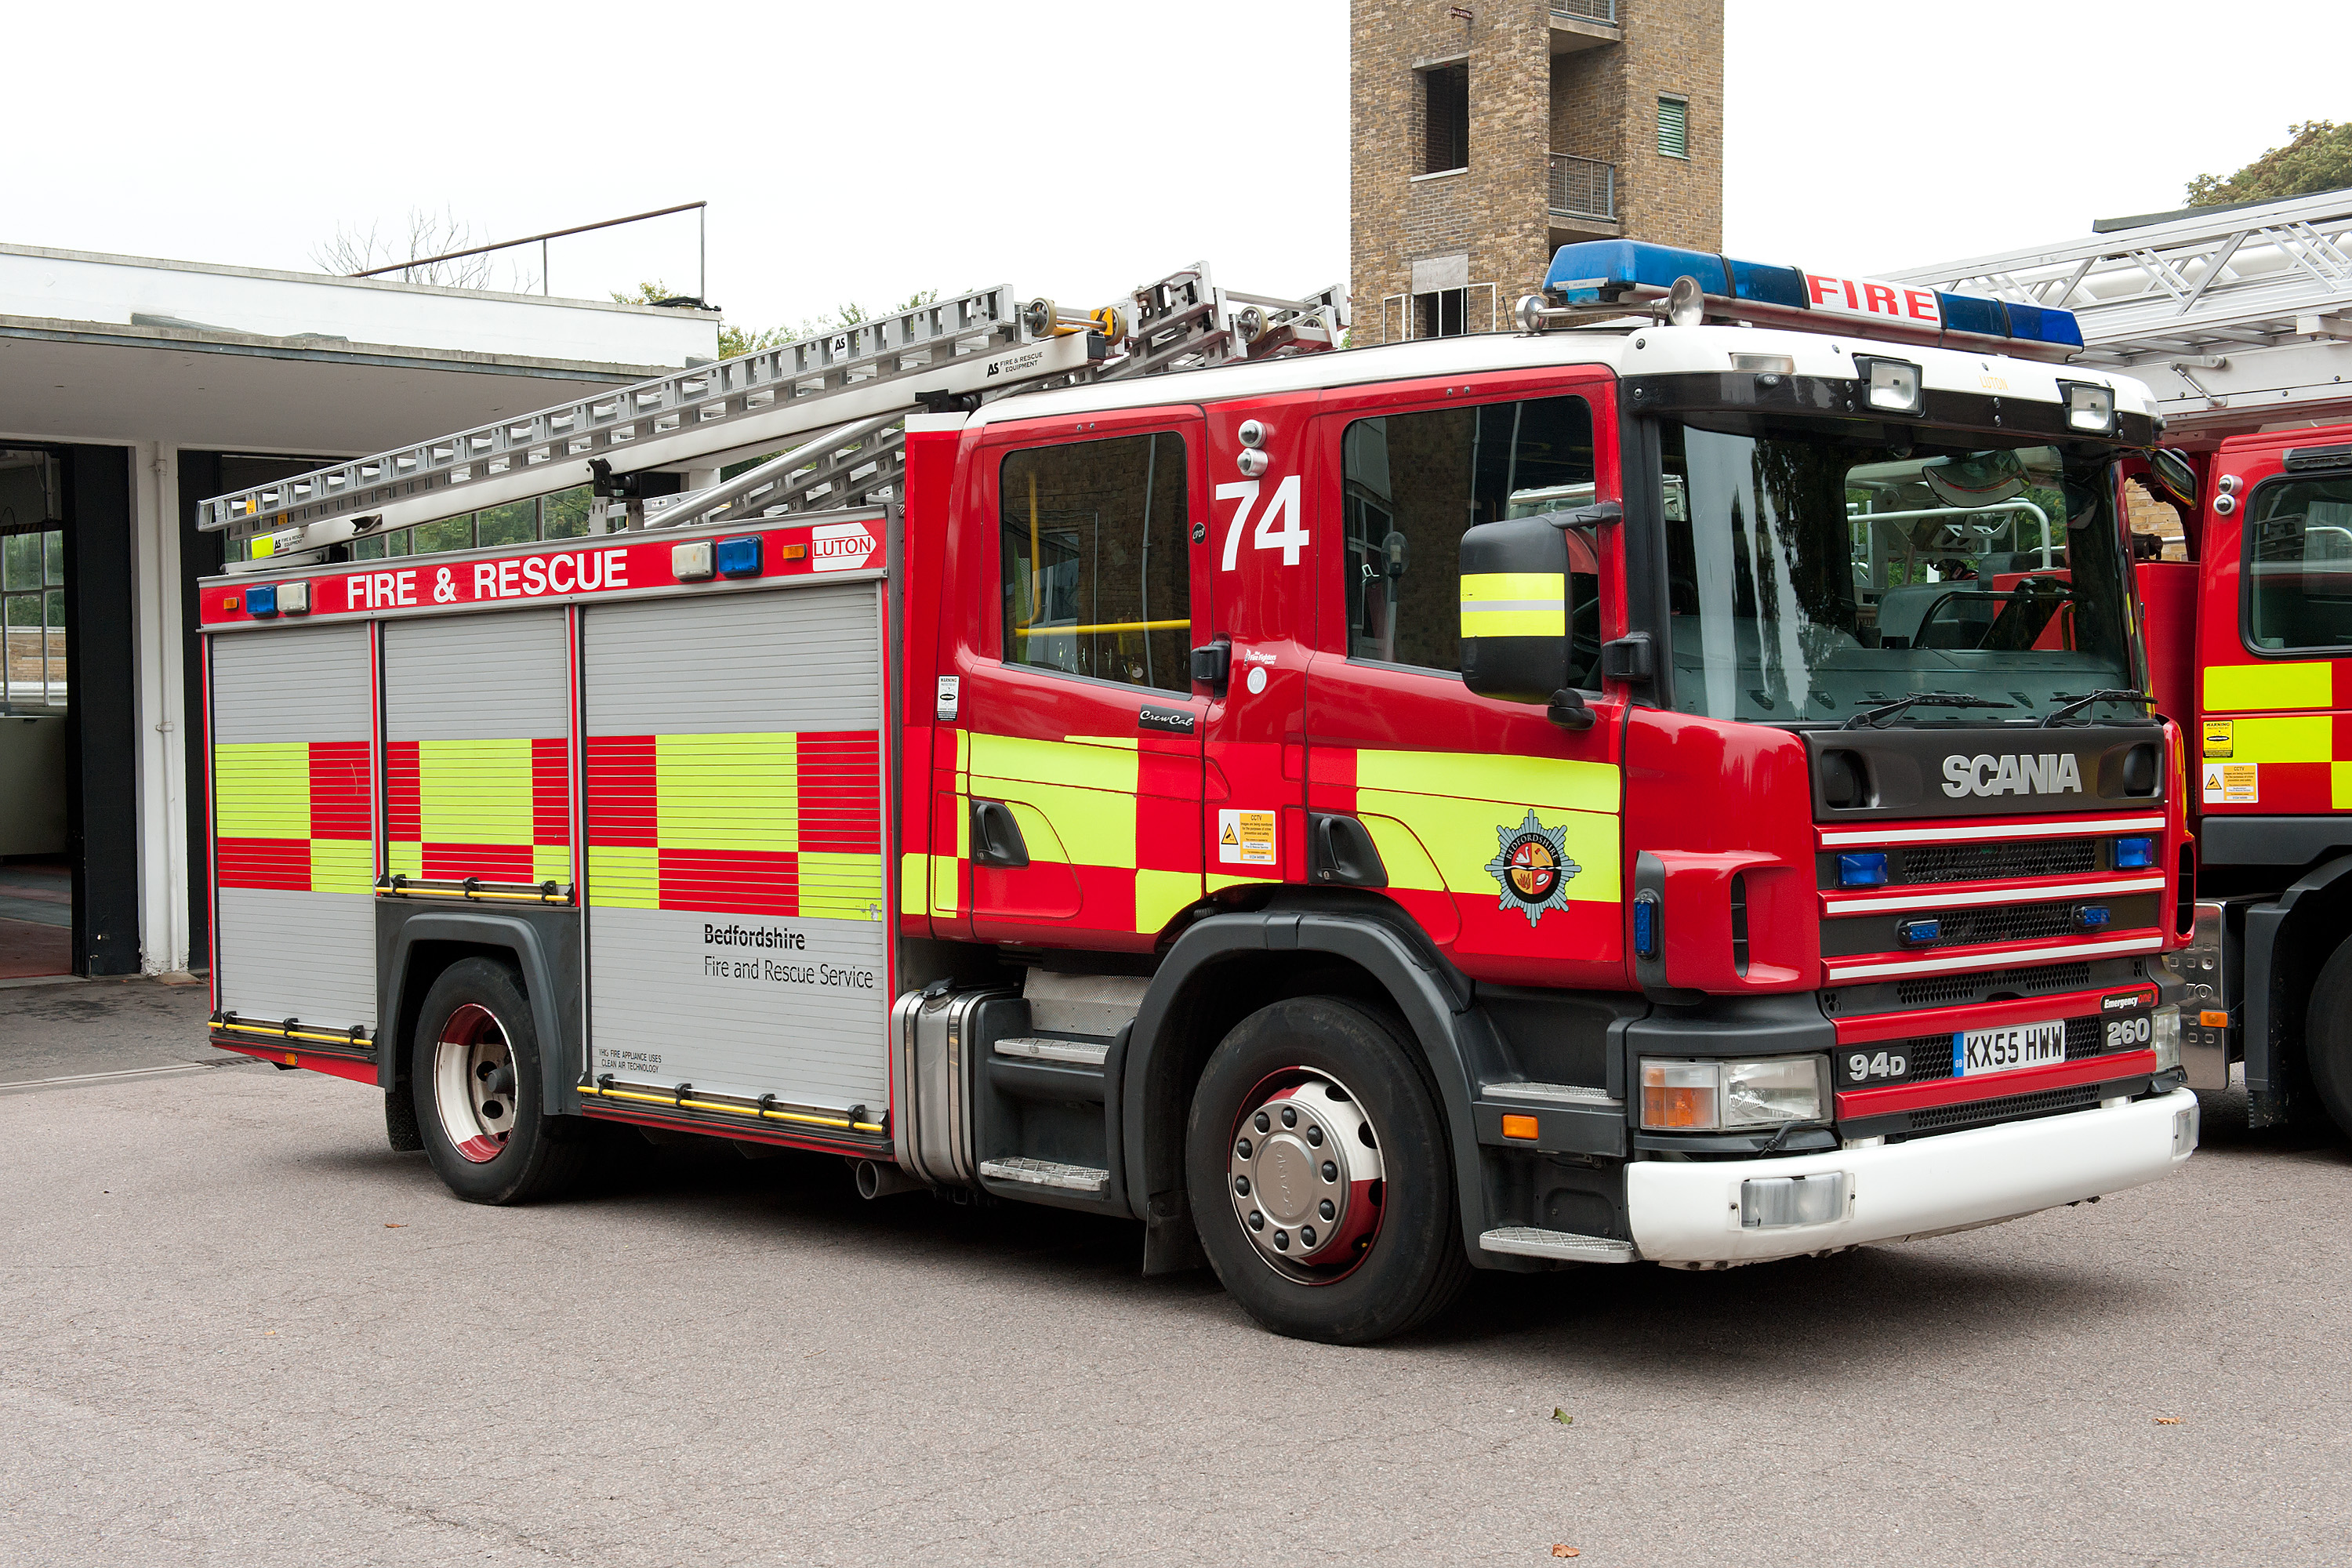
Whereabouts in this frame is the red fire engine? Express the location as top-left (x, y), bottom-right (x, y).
top-left (196, 249), bottom-right (2198, 1344)
top-left (1900, 191), bottom-right (2352, 1137)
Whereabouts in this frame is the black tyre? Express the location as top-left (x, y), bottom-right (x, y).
top-left (2303, 936), bottom-right (2352, 1138)
top-left (1185, 996), bottom-right (1471, 1345)
top-left (412, 957), bottom-right (592, 1203)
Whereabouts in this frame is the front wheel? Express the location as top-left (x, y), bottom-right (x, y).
top-left (1185, 996), bottom-right (1469, 1344)
top-left (2303, 935), bottom-right (2352, 1138)
top-left (412, 957), bottom-right (591, 1204)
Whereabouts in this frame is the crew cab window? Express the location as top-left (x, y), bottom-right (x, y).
top-left (2245, 475), bottom-right (2352, 652)
top-left (1000, 432), bottom-right (1191, 693)
top-left (1341, 394), bottom-right (1596, 677)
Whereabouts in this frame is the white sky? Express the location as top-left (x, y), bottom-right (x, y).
top-left (9, 1), bottom-right (2345, 336)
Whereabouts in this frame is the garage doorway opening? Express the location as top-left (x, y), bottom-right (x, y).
top-left (1, 449), bottom-right (71, 980)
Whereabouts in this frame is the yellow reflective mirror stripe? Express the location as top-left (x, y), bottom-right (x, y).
top-left (2205, 662), bottom-right (2331, 712)
top-left (1460, 572), bottom-right (1566, 638)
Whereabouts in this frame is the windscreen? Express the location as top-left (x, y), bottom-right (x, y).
top-left (1659, 419), bottom-right (2136, 724)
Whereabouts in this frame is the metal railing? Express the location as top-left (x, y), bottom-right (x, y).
top-left (1551, 0), bottom-right (1618, 24)
top-left (1548, 154), bottom-right (1616, 223)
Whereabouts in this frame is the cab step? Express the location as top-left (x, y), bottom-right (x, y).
top-left (1479, 1227), bottom-right (1635, 1263)
top-left (978, 1156), bottom-right (1110, 1194)
top-left (992, 1035), bottom-right (1110, 1067)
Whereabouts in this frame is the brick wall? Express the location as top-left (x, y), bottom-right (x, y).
top-left (1352, 0), bottom-right (1724, 344)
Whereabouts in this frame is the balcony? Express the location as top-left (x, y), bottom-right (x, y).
top-left (1548, 153), bottom-right (1616, 223)
top-left (1549, 0), bottom-right (1620, 53)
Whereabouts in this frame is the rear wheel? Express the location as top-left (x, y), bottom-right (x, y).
top-left (412, 957), bottom-right (591, 1203)
top-left (1185, 996), bottom-right (1469, 1345)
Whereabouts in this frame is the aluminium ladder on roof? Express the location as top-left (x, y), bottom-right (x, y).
top-left (1888, 189), bottom-right (2352, 437)
top-left (199, 263), bottom-right (1346, 567)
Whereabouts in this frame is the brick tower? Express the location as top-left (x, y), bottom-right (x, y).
top-left (1350, 1), bottom-right (1724, 343)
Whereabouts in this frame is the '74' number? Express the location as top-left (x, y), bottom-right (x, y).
top-left (1215, 477), bottom-right (1308, 571)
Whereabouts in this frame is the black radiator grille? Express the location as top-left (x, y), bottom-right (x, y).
top-left (1896, 838), bottom-right (2100, 885)
top-left (1926, 901), bottom-right (2081, 949)
top-left (1900, 1085), bottom-right (2102, 1138)
top-left (1893, 962), bottom-right (2091, 1008)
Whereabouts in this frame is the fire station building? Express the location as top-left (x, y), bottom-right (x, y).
top-left (0, 243), bottom-right (717, 983)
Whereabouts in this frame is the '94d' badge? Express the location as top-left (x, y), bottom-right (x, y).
top-left (1485, 810), bottom-right (1580, 927)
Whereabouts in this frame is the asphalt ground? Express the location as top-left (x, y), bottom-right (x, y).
top-left (4, 980), bottom-right (2348, 1567)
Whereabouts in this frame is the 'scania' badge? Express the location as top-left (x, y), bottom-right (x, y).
top-left (1485, 809), bottom-right (1580, 927)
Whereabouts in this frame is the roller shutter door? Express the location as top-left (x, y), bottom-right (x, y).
top-left (581, 583), bottom-right (889, 1112)
top-left (382, 609), bottom-right (572, 888)
top-left (209, 623), bottom-right (377, 1033)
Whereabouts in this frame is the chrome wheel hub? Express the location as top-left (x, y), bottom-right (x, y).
top-left (433, 1003), bottom-right (517, 1164)
top-left (1228, 1071), bottom-right (1385, 1278)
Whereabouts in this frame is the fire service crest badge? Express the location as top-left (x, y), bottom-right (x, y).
top-left (1485, 809), bottom-right (1580, 927)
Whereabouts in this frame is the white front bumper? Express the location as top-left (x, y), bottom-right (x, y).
top-left (1626, 1088), bottom-right (2198, 1265)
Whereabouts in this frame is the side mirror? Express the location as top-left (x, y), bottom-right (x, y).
top-left (2149, 447), bottom-right (2199, 509)
top-left (1461, 510), bottom-right (1592, 724)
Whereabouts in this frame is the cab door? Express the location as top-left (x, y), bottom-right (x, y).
top-left (950, 410), bottom-right (1207, 951)
top-left (1300, 371), bottom-right (1627, 989)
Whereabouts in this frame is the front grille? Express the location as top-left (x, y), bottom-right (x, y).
top-left (1926, 901), bottom-right (2080, 949)
top-left (1894, 961), bottom-right (2090, 1008)
top-left (1897, 838), bottom-right (2099, 885)
top-left (1901, 1084), bottom-right (2101, 1138)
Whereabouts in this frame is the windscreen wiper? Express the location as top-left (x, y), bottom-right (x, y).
top-left (2039, 689), bottom-right (2156, 728)
top-left (1843, 691), bottom-right (2016, 730)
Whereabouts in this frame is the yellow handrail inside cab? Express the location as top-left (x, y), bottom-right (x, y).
top-left (1014, 470), bottom-right (1044, 630)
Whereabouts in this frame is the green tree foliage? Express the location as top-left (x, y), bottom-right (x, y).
top-left (2186, 121), bottom-right (2352, 207)
top-left (612, 283), bottom-right (943, 360)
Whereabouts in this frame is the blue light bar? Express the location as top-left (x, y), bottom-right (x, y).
top-left (1541, 241), bottom-right (2082, 351)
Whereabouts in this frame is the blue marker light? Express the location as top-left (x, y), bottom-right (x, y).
top-left (2077, 906), bottom-right (2113, 929)
top-left (243, 585), bottom-right (278, 617)
top-left (714, 536), bottom-right (763, 578)
top-left (1897, 918), bottom-right (1940, 947)
top-left (1838, 852), bottom-right (1889, 887)
top-left (2114, 837), bottom-right (2155, 870)
top-left (1632, 895), bottom-right (1660, 959)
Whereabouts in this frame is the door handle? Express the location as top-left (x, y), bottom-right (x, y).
top-left (969, 799), bottom-right (1030, 869)
top-left (1308, 813), bottom-right (1388, 889)
top-left (1190, 637), bottom-right (1231, 696)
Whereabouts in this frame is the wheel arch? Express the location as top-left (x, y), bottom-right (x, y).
top-left (2246, 852), bottom-right (2352, 1109)
top-left (378, 909), bottom-right (580, 1113)
top-left (1122, 902), bottom-right (1496, 1264)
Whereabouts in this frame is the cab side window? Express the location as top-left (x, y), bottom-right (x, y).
top-left (1341, 394), bottom-right (1596, 679)
top-left (1000, 432), bottom-right (1191, 694)
top-left (2246, 475), bottom-right (2352, 652)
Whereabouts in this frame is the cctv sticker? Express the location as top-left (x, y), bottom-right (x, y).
top-left (1218, 809), bottom-right (1277, 866)
top-left (2201, 762), bottom-right (2256, 804)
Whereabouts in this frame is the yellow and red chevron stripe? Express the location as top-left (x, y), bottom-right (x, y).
top-left (584, 731), bottom-right (884, 918)
top-left (213, 741), bottom-right (372, 893)
top-left (386, 739), bottom-right (571, 884)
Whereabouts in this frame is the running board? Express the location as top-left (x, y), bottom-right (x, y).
top-left (978, 1156), bottom-right (1110, 1194)
top-left (1479, 1227), bottom-right (1636, 1263)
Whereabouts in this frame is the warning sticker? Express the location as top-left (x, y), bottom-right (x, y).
top-left (2202, 762), bottom-right (2257, 804)
top-left (2202, 720), bottom-right (2234, 757)
top-left (1218, 808), bottom-right (1277, 866)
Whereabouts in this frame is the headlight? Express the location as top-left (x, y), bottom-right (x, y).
top-left (1641, 1055), bottom-right (1829, 1131)
top-left (2151, 1004), bottom-right (2181, 1073)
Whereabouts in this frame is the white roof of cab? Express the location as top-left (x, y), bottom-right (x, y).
top-left (967, 324), bottom-right (2160, 428)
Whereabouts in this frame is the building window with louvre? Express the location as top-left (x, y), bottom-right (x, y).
top-left (1419, 62), bottom-right (1469, 175)
top-left (1657, 94), bottom-right (1690, 159)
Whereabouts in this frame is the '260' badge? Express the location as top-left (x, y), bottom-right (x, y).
top-left (1484, 809), bottom-right (1581, 927)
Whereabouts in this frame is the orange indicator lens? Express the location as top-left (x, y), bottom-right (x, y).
top-left (1501, 1113), bottom-right (1539, 1141)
